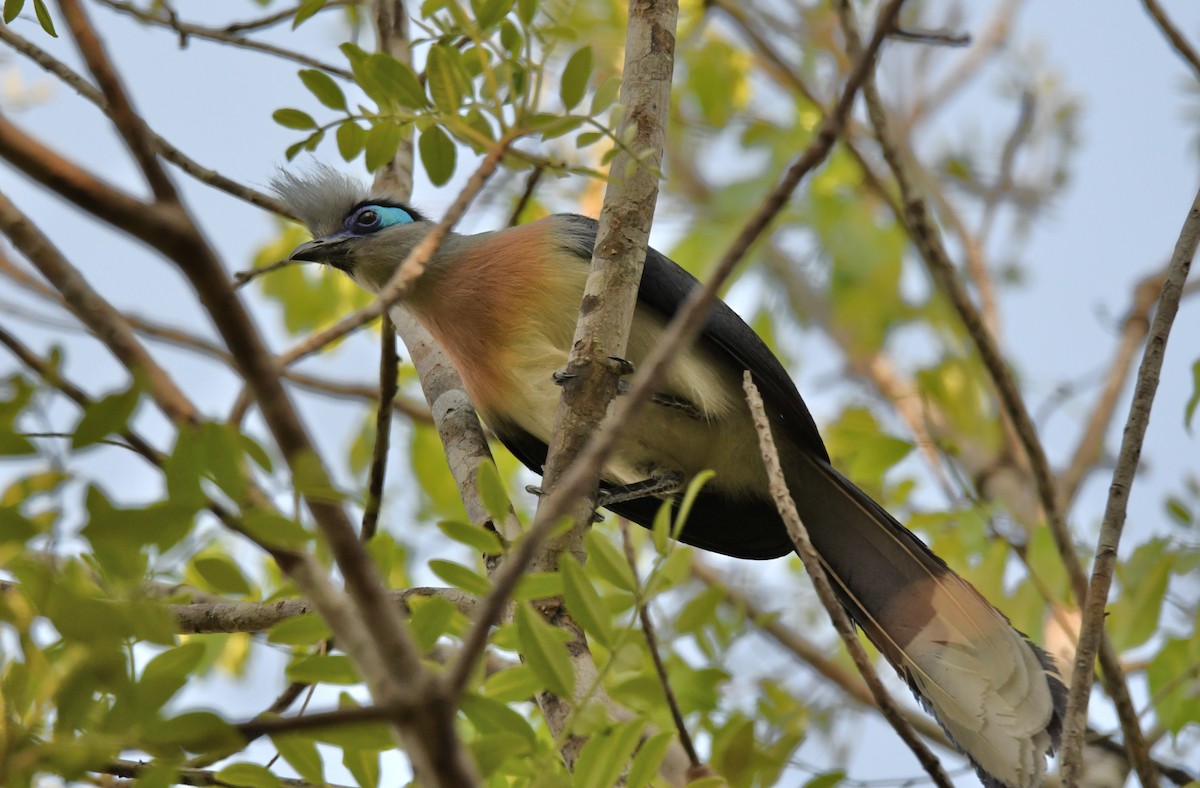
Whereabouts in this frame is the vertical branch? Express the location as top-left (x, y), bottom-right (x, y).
top-left (487, 0), bottom-right (680, 766)
top-left (361, 313), bottom-right (397, 541)
top-left (1060, 186), bottom-right (1200, 782)
top-left (619, 524), bottom-right (704, 774)
top-left (533, 0), bottom-right (680, 566)
top-left (741, 373), bottom-right (953, 788)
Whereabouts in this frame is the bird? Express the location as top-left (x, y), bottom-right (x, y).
top-left (273, 166), bottom-right (1066, 788)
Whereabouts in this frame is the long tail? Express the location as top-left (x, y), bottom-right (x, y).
top-left (787, 455), bottom-right (1067, 788)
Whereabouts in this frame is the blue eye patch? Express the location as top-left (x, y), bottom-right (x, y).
top-left (345, 204), bottom-right (416, 234)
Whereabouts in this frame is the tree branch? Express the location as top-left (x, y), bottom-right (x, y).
top-left (1060, 184), bottom-right (1200, 784)
top-left (742, 373), bottom-right (953, 788)
top-left (93, 0), bottom-right (353, 79)
top-left (172, 586), bottom-right (477, 634)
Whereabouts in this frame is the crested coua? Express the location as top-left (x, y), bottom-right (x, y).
top-left (274, 167), bottom-right (1066, 788)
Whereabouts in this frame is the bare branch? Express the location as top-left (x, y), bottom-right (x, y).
top-left (172, 586), bottom-right (477, 634)
top-left (742, 373), bottom-right (954, 788)
top-left (93, 0), bottom-right (354, 79)
top-left (361, 313), bottom-right (398, 540)
top-left (1141, 0), bottom-right (1200, 80)
top-left (620, 523), bottom-right (703, 771)
top-left (101, 759), bottom-right (351, 788)
top-left (0, 23), bottom-right (285, 212)
top-left (0, 190), bottom-right (197, 424)
top-left (58, 0), bottom-right (178, 203)
top-left (1060, 184), bottom-right (1200, 784)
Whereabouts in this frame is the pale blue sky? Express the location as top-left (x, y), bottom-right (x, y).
top-left (1, 1), bottom-right (1198, 785)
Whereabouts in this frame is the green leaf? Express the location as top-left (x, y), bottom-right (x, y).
top-left (804, 773), bottom-right (847, 788)
top-left (512, 571), bottom-right (562, 601)
top-left (675, 469), bottom-right (715, 539)
top-left (674, 585), bottom-right (724, 635)
top-left (364, 120), bottom-right (403, 172)
top-left (367, 54), bottom-right (427, 109)
top-left (585, 529), bottom-right (637, 591)
top-left (560, 554), bottom-right (612, 646)
top-left (202, 421), bottom-right (247, 500)
top-left (419, 125), bottom-right (457, 187)
top-left (143, 711), bottom-right (242, 753)
top-left (192, 555), bottom-right (252, 596)
top-left (426, 45), bottom-right (467, 112)
top-left (428, 559), bottom-right (491, 596)
top-left (271, 734), bottom-right (324, 785)
top-left (408, 594), bottom-right (457, 653)
top-left (31, 0), bottom-right (55, 36)
top-left (515, 603), bottom-right (574, 698)
top-left (239, 509), bottom-right (312, 550)
top-left (482, 664), bottom-right (541, 703)
top-left (214, 763), bottom-right (283, 788)
top-left (1165, 496), bottom-right (1193, 527)
top-left (1185, 358), bottom-right (1200, 431)
top-left (574, 719), bottom-right (646, 788)
top-left (1109, 539), bottom-right (1174, 650)
top-left (72, 385), bottom-right (139, 448)
top-left (460, 692), bottom-right (537, 744)
top-left (560, 46), bottom-right (593, 111)
top-left (476, 460), bottom-right (511, 521)
top-left (3, 0), bottom-right (23, 24)
top-left (476, 0), bottom-right (515, 29)
top-left (137, 641), bottom-right (207, 713)
top-left (1147, 634), bottom-right (1200, 734)
top-left (627, 730), bottom-right (673, 788)
top-left (590, 76), bottom-right (620, 115)
top-left (336, 120), bottom-right (366, 161)
top-left (516, 0), bottom-right (537, 25)
top-left (268, 615), bottom-right (332, 646)
top-left (273, 108), bottom-right (318, 130)
top-left (292, 0), bottom-right (327, 28)
top-left (299, 69), bottom-right (347, 111)
top-left (286, 654), bottom-right (360, 685)
top-left (437, 519), bottom-right (503, 554)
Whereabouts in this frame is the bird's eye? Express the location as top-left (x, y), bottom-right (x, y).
top-left (353, 209), bottom-right (381, 231)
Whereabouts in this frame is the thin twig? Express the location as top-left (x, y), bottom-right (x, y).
top-left (507, 166), bottom-right (544, 227)
top-left (361, 313), bottom-right (398, 540)
top-left (172, 586), bottom-right (477, 634)
top-left (0, 190), bottom-right (197, 424)
top-left (101, 759), bottom-right (350, 788)
top-left (1060, 185), bottom-right (1200, 784)
top-left (1140, 0), bottom-right (1200, 80)
top-left (93, 0), bottom-right (354, 79)
top-left (234, 258), bottom-right (298, 287)
top-left (741, 373), bottom-right (953, 788)
top-left (620, 524), bottom-right (702, 771)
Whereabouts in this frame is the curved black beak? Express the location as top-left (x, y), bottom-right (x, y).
top-left (288, 236), bottom-right (352, 270)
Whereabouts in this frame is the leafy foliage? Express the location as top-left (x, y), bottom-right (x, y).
top-left (1, 0), bottom-right (1197, 786)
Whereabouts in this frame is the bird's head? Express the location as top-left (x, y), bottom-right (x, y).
top-left (272, 165), bottom-right (432, 293)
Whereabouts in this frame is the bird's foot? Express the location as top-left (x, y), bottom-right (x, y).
top-left (596, 471), bottom-right (685, 508)
top-left (524, 484), bottom-right (605, 523)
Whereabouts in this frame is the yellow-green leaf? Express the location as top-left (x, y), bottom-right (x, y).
top-left (515, 603), bottom-right (574, 698)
